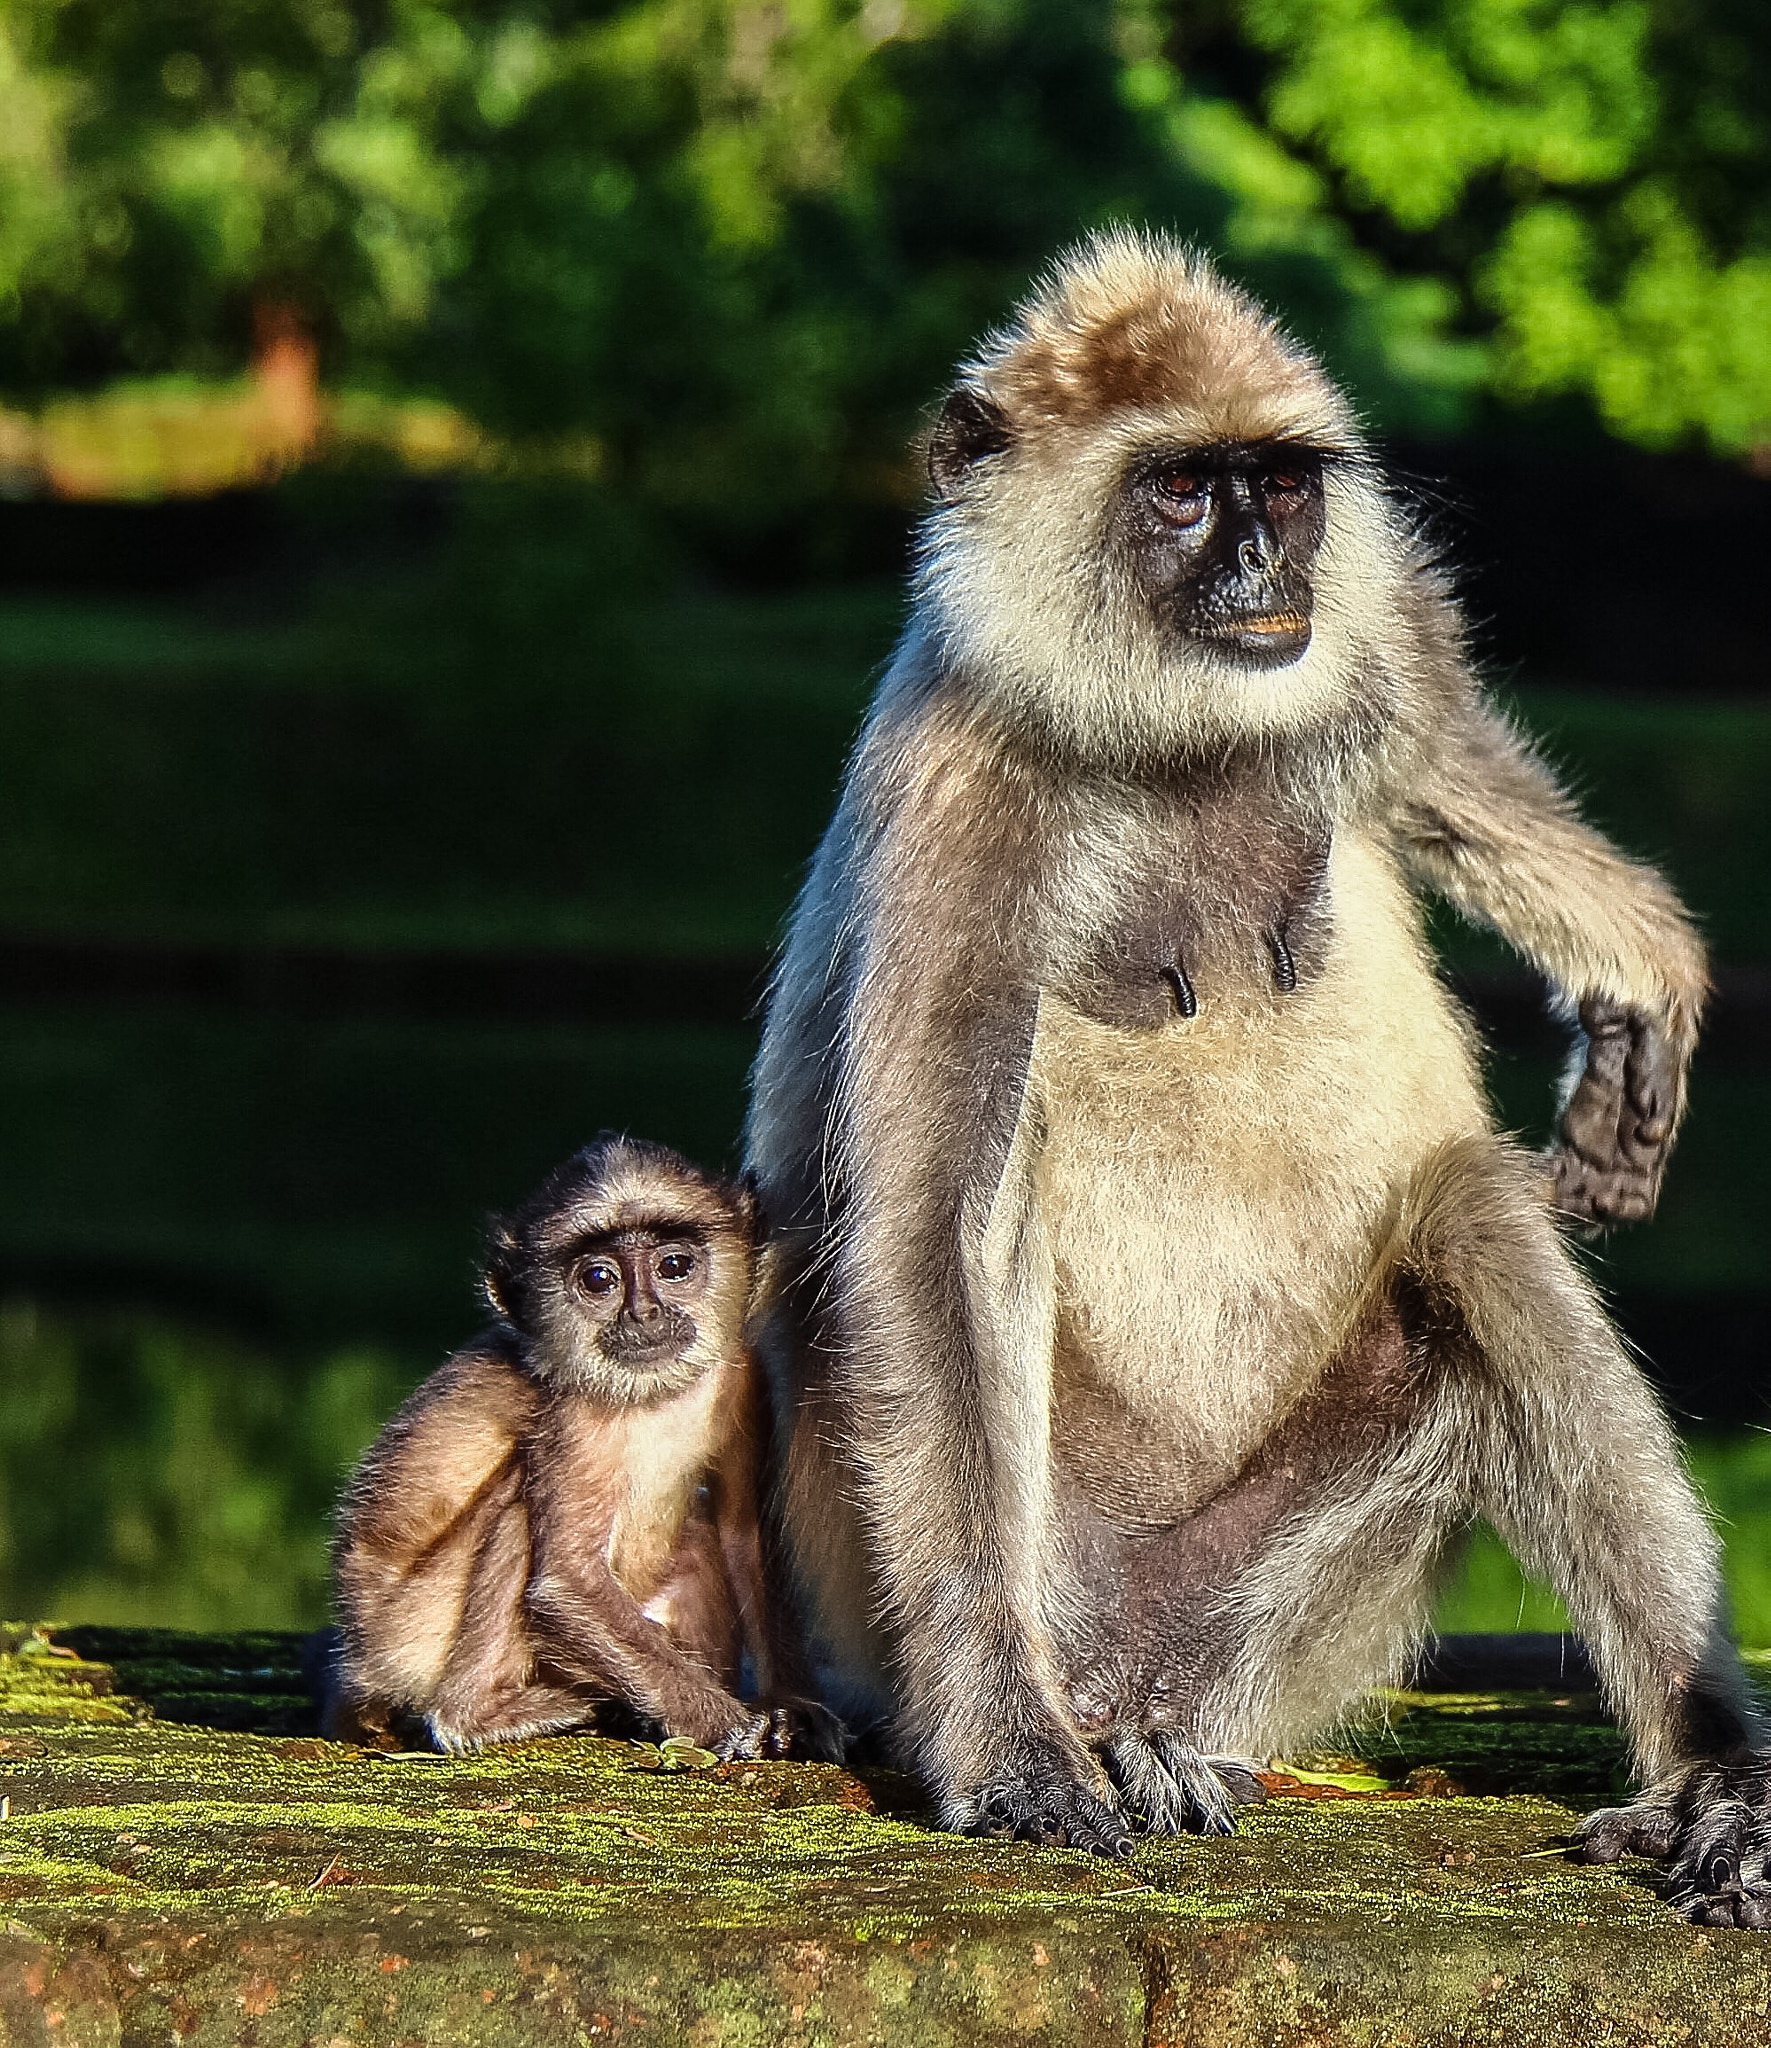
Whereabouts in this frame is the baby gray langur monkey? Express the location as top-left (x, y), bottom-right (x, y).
top-left (323, 1134), bottom-right (838, 1760)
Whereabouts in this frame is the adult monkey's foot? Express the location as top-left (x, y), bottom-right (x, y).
top-left (1099, 1724), bottom-right (1266, 1836)
top-left (962, 1732), bottom-right (1134, 1856)
top-left (1579, 1754), bottom-right (1771, 1926)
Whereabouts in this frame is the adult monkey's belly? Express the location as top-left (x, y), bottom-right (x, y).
top-left (1026, 832), bottom-right (1489, 1527)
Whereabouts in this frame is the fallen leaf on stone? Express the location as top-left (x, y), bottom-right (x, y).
top-left (1257, 1766), bottom-right (1404, 1800)
top-left (1284, 1765), bottom-right (1393, 1792)
top-left (632, 1738), bottom-right (719, 1773)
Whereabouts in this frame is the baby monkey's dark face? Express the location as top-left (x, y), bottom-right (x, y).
top-left (567, 1227), bottom-right (711, 1374)
top-left (1120, 442), bottom-right (1327, 668)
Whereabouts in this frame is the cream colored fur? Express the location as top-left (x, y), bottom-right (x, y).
top-left (746, 230), bottom-right (1736, 1837)
top-left (1030, 831), bottom-right (1485, 1514)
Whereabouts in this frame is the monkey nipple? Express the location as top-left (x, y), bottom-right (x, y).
top-left (1160, 962), bottom-right (1198, 1018)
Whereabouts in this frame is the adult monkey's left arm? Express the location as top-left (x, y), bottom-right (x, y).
top-left (1384, 588), bottom-right (1707, 1225)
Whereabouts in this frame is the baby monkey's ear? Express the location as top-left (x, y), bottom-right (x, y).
top-left (482, 1217), bottom-right (522, 1323)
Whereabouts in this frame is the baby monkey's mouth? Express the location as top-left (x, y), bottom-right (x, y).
top-left (602, 1308), bottom-right (697, 1368)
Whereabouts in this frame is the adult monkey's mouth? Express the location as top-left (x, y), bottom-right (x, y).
top-left (1203, 610), bottom-right (1312, 663)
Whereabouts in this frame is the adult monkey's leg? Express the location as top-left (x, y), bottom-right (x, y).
top-left (1039, 1290), bottom-right (1468, 1830)
top-left (1128, 1293), bottom-right (1480, 1787)
top-left (1171, 1136), bottom-right (1760, 1924)
top-left (1400, 1137), bottom-right (1766, 1924)
top-left (774, 716), bottom-right (1132, 1855)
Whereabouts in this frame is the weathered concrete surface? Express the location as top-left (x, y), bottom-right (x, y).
top-left (1, 1624), bottom-right (1769, 2046)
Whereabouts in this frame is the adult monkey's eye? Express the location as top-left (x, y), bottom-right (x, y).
top-left (1262, 464), bottom-right (1310, 495)
top-left (656, 1249), bottom-right (697, 1283)
top-left (1153, 469), bottom-right (1209, 526)
top-left (577, 1259), bottom-right (621, 1299)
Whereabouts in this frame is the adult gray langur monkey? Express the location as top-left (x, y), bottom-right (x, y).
top-left (744, 230), bottom-right (1769, 1923)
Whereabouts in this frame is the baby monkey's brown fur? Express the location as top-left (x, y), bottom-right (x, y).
top-left (325, 1134), bottom-right (833, 1758)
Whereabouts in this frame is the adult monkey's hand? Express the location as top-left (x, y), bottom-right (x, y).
top-left (1549, 995), bottom-right (1691, 1227)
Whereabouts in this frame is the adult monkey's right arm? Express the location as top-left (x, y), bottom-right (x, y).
top-left (819, 693), bottom-right (1130, 1854)
top-left (1383, 575), bottom-right (1706, 1226)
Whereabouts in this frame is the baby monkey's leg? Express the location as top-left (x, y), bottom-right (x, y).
top-left (1405, 1137), bottom-right (1769, 1925)
top-left (427, 1491), bottom-right (596, 1752)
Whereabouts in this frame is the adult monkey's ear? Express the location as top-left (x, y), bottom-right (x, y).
top-left (928, 384), bottom-right (1012, 502)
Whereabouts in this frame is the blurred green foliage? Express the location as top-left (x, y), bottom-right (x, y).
top-left (0, 0), bottom-right (471, 384)
top-left (0, 1296), bottom-right (407, 1627)
top-left (5, 1287), bottom-right (1766, 1639)
top-left (8, 1), bottom-right (1766, 563)
top-left (1438, 1434), bottom-right (1771, 1647)
top-left (1247, 0), bottom-right (1771, 451)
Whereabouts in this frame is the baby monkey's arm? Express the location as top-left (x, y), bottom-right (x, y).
top-left (522, 1424), bottom-right (771, 1759)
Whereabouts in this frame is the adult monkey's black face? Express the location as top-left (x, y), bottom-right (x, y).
top-left (1120, 442), bottom-right (1327, 668)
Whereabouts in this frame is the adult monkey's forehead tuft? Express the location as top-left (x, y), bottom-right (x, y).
top-left (965, 229), bottom-right (1362, 453)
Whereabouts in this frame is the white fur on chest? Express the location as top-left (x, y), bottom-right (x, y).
top-left (1027, 831), bottom-right (1487, 1499)
top-left (604, 1371), bottom-right (723, 1594)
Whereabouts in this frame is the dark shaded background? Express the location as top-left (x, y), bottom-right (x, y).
top-left (0, 436), bottom-right (1765, 1635)
top-left (0, 0), bottom-right (1766, 1636)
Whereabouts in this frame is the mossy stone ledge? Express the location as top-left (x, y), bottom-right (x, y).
top-left (1, 1625), bottom-right (1769, 2046)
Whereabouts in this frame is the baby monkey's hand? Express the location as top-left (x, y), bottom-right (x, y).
top-left (1549, 995), bottom-right (1686, 1227)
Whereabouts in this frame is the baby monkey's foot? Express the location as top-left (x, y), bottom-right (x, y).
top-left (639, 1681), bottom-right (777, 1761)
top-left (1579, 1754), bottom-right (1771, 1926)
top-left (701, 1705), bottom-right (775, 1762)
top-left (428, 1684), bottom-right (595, 1753)
top-left (1098, 1725), bottom-right (1265, 1836)
top-left (963, 1732), bottom-right (1134, 1857)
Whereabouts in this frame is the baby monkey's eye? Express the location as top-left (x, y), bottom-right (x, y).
top-left (656, 1249), bottom-right (697, 1283)
top-left (577, 1260), bottom-right (621, 1299)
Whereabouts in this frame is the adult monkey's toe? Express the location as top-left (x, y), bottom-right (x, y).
top-left (966, 1738), bottom-right (1133, 1856)
top-left (1583, 1755), bottom-right (1771, 1927)
top-left (1100, 1726), bottom-right (1247, 1836)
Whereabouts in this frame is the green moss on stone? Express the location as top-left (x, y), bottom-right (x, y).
top-left (1, 1627), bottom-right (1769, 2043)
